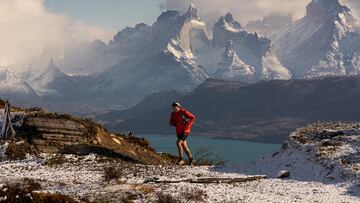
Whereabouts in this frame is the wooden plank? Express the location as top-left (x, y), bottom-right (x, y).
top-left (144, 175), bottom-right (266, 184)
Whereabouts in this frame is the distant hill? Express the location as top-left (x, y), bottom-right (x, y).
top-left (98, 77), bottom-right (360, 143)
top-left (97, 90), bottom-right (184, 122)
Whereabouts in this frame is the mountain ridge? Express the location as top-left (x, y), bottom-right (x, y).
top-left (98, 76), bottom-right (360, 143)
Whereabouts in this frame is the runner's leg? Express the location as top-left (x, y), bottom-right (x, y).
top-left (182, 140), bottom-right (192, 159)
top-left (176, 139), bottom-right (183, 159)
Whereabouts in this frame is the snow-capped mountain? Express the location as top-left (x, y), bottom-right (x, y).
top-left (89, 4), bottom-right (209, 104)
top-left (19, 60), bottom-right (94, 105)
top-left (275, 0), bottom-right (360, 78)
top-left (1, 5), bottom-right (291, 108)
top-left (0, 66), bottom-right (39, 101)
top-left (24, 59), bottom-right (72, 95)
top-left (209, 13), bottom-right (291, 81)
top-left (2, 1), bottom-right (360, 111)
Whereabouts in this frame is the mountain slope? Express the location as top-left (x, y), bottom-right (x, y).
top-left (275, 0), bottom-right (360, 78)
top-left (97, 90), bottom-right (183, 123)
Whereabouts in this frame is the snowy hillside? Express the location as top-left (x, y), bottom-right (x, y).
top-left (275, 0), bottom-right (360, 79)
top-left (0, 107), bottom-right (359, 202)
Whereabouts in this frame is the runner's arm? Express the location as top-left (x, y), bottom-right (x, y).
top-left (184, 110), bottom-right (195, 128)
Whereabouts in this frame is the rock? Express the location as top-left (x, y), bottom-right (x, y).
top-left (277, 170), bottom-right (290, 179)
top-left (282, 140), bottom-right (289, 150)
top-left (16, 112), bottom-right (174, 165)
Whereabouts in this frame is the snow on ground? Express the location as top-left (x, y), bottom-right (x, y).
top-left (0, 122), bottom-right (359, 202)
top-left (0, 151), bottom-right (359, 202)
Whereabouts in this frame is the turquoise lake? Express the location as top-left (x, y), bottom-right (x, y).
top-left (139, 134), bottom-right (281, 165)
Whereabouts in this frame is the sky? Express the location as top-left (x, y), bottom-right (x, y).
top-left (44, 0), bottom-right (163, 30)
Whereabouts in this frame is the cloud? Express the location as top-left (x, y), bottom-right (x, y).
top-left (0, 0), bottom-right (114, 70)
top-left (342, 0), bottom-right (360, 20)
top-left (159, 0), bottom-right (312, 26)
top-left (160, 0), bottom-right (360, 26)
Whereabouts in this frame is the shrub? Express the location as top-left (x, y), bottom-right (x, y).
top-left (104, 165), bottom-right (122, 182)
top-left (23, 178), bottom-right (42, 191)
top-left (31, 192), bottom-right (79, 203)
top-left (5, 141), bottom-right (36, 160)
top-left (156, 193), bottom-right (180, 203)
top-left (0, 182), bottom-right (78, 203)
top-left (183, 189), bottom-right (206, 202)
top-left (43, 154), bottom-right (66, 167)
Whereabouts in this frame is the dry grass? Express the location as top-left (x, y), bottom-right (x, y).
top-left (194, 146), bottom-right (227, 166)
top-left (137, 185), bottom-right (155, 194)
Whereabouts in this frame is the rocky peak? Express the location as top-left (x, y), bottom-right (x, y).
top-left (306, 0), bottom-right (350, 18)
top-left (214, 40), bottom-right (256, 81)
top-left (185, 3), bottom-right (200, 20)
top-left (46, 59), bottom-right (66, 78)
top-left (112, 23), bottom-right (151, 45)
top-left (215, 13), bottom-right (241, 32)
top-left (91, 39), bottom-right (107, 50)
top-left (157, 10), bottom-right (181, 22)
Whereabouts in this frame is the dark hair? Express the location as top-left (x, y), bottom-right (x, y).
top-left (172, 102), bottom-right (181, 107)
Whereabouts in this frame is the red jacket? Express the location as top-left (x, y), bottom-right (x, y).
top-left (169, 108), bottom-right (195, 135)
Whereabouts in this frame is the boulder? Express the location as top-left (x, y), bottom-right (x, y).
top-left (277, 170), bottom-right (290, 179)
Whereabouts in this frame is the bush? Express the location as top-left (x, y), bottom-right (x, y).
top-left (183, 189), bottom-right (206, 202)
top-left (194, 146), bottom-right (227, 166)
top-left (0, 182), bottom-right (78, 203)
top-left (23, 178), bottom-right (42, 191)
top-left (43, 154), bottom-right (66, 167)
top-left (104, 165), bottom-right (122, 182)
top-left (31, 192), bottom-right (79, 203)
top-left (156, 193), bottom-right (180, 203)
top-left (5, 141), bottom-right (36, 160)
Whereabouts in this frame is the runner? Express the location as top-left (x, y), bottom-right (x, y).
top-left (169, 102), bottom-right (196, 165)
